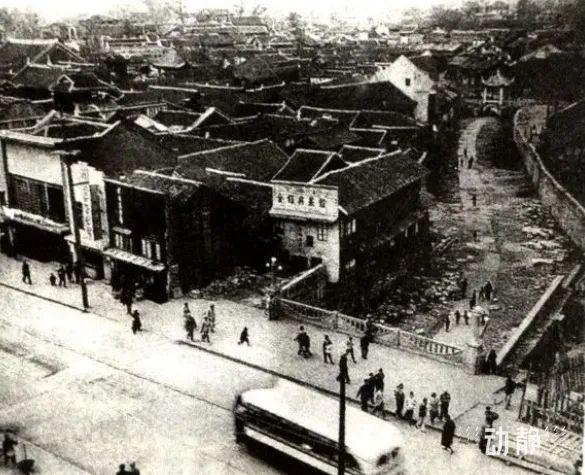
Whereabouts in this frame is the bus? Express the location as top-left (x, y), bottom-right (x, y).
top-left (234, 380), bottom-right (405, 475)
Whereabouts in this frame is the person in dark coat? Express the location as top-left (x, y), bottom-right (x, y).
top-left (294, 327), bottom-right (306, 356)
top-left (394, 383), bottom-right (405, 417)
top-left (49, 273), bottom-right (57, 286)
top-left (57, 265), bottom-right (67, 287)
top-left (374, 368), bottom-right (385, 392)
top-left (21, 260), bottom-right (32, 285)
top-left (238, 327), bottom-right (250, 346)
top-left (322, 335), bottom-right (334, 364)
top-left (468, 155), bottom-right (474, 169)
top-left (357, 379), bottom-right (372, 411)
top-left (455, 310), bottom-right (461, 325)
top-left (184, 315), bottom-right (196, 341)
top-left (478, 425), bottom-right (489, 454)
top-left (360, 333), bottom-right (370, 359)
top-left (470, 290), bottom-right (477, 309)
top-left (485, 280), bottom-right (494, 301)
top-left (439, 391), bottom-right (451, 420)
top-left (486, 349), bottom-right (497, 374)
top-left (336, 351), bottom-right (351, 384)
top-left (441, 414), bottom-right (456, 454)
top-left (463, 310), bottom-right (470, 325)
top-left (116, 464), bottom-right (128, 475)
top-left (128, 462), bottom-right (140, 475)
top-left (444, 313), bottom-right (450, 332)
top-left (3, 433), bottom-right (17, 466)
top-left (131, 310), bottom-right (142, 334)
top-left (460, 277), bottom-right (468, 298)
top-left (504, 375), bottom-right (516, 409)
top-left (471, 194), bottom-right (477, 207)
top-left (485, 406), bottom-right (499, 427)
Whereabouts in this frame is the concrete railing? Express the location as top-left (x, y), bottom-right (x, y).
top-left (514, 106), bottom-right (585, 252)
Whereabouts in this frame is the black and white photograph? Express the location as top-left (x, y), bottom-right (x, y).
top-left (0, 0), bottom-right (582, 473)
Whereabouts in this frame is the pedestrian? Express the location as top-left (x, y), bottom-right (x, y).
top-left (131, 310), bottom-right (142, 335)
top-left (116, 464), bottom-right (128, 475)
top-left (372, 386), bottom-right (385, 417)
top-left (346, 336), bottom-right (357, 363)
top-left (121, 287), bottom-right (134, 315)
top-left (394, 383), bottom-right (405, 417)
top-left (439, 390), bottom-right (451, 420)
top-left (2, 433), bottom-right (17, 466)
top-left (463, 310), bottom-right (470, 325)
top-left (357, 379), bottom-right (372, 411)
top-left (21, 260), bottom-right (32, 285)
top-left (294, 326), bottom-right (306, 356)
top-left (208, 304), bottom-right (216, 333)
top-left (468, 155), bottom-right (474, 169)
top-left (417, 398), bottom-right (428, 431)
top-left (429, 392), bottom-right (440, 424)
top-left (65, 262), bottom-right (74, 283)
top-left (336, 350), bottom-right (351, 384)
top-left (464, 148), bottom-right (468, 159)
top-left (485, 406), bottom-right (499, 427)
top-left (200, 319), bottom-right (211, 343)
top-left (441, 414), bottom-right (456, 454)
top-left (404, 391), bottom-right (417, 425)
top-left (479, 425), bottom-right (489, 454)
top-left (49, 273), bottom-right (57, 286)
top-left (455, 310), bottom-right (461, 325)
top-left (238, 327), bottom-right (250, 346)
top-left (303, 331), bottom-right (312, 358)
top-left (322, 335), bottom-right (334, 364)
top-left (359, 333), bottom-right (370, 359)
top-left (374, 368), bottom-right (385, 392)
top-left (365, 314), bottom-right (375, 338)
top-left (504, 375), bottom-right (515, 409)
top-left (444, 313), bottom-right (450, 332)
top-left (471, 193), bottom-right (477, 207)
top-left (470, 290), bottom-right (477, 309)
top-left (486, 349), bottom-right (497, 374)
top-left (183, 302), bottom-right (191, 318)
top-left (129, 462), bottom-right (140, 475)
top-left (485, 280), bottom-right (494, 301)
top-left (57, 265), bottom-right (67, 287)
top-left (184, 314), bottom-right (196, 341)
top-left (460, 277), bottom-right (468, 298)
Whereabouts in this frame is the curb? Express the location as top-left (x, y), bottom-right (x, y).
top-left (0, 281), bottom-right (87, 313)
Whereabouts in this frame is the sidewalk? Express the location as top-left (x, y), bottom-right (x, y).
top-left (0, 253), bottom-right (504, 433)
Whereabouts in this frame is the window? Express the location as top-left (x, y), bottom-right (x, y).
top-left (114, 232), bottom-right (131, 252)
top-left (317, 224), bottom-right (327, 241)
top-left (308, 197), bottom-right (314, 206)
top-left (298, 196), bottom-right (304, 205)
top-left (405, 78), bottom-right (411, 86)
top-left (319, 198), bottom-right (326, 208)
top-left (306, 235), bottom-right (314, 247)
top-left (277, 194), bottom-right (283, 203)
top-left (343, 218), bottom-right (357, 236)
top-left (141, 237), bottom-right (162, 261)
top-left (115, 187), bottom-right (124, 225)
top-left (287, 195), bottom-right (294, 204)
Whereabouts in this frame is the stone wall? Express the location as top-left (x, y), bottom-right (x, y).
top-left (514, 106), bottom-right (585, 252)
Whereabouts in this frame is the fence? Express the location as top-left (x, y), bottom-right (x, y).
top-left (275, 297), bottom-right (466, 367)
top-left (279, 264), bottom-right (328, 305)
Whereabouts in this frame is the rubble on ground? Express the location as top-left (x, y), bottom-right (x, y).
top-left (199, 267), bottom-right (262, 298)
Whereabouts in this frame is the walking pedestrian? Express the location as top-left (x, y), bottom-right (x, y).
top-left (485, 406), bottom-right (499, 427)
top-left (504, 375), bottom-right (516, 409)
top-left (372, 386), bottom-right (385, 417)
top-left (238, 327), bottom-right (250, 346)
top-left (116, 464), bottom-right (128, 475)
top-left (486, 349), bottom-right (497, 374)
top-left (444, 313), bottom-right (450, 332)
top-left (121, 286), bottom-right (134, 315)
top-left (336, 350), bottom-right (351, 384)
top-left (183, 302), bottom-right (191, 318)
top-left (417, 398), bottom-right (428, 431)
top-left (439, 390), bottom-right (451, 420)
top-left (208, 304), bottom-right (216, 333)
top-left (455, 310), bottom-right (461, 325)
top-left (429, 392), bottom-right (440, 424)
top-left (404, 391), bottom-right (417, 425)
top-left (322, 335), bottom-right (334, 364)
top-left (128, 462), bottom-right (140, 475)
top-left (357, 379), bottom-right (372, 412)
top-left (463, 310), bottom-right (470, 325)
top-left (57, 265), bottom-right (67, 287)
top-left (359, 333), bottom-right (370, 359)
top-left (201, 319), bottom-right (211, 343)
top-left (441, 414), bottom-right (456, 454)
top-left (460, 277), bottom-right (468, 298)
top-left (346, 336), bottom-right (357, 363)
top-left (479, 425), bottom-right (489, 454)
top-left (294, 326), bottom-right (306, 356)
top-left (2, 433), bottom-right (17, 466)
top-left (131, 310), bottom-right (142, 334)
top-left (485, 280), bottom-right (494, 301)
top-left (470, 290), bottom-right (477, 309)
top-left (471, 193), bottom-right (477, 207)
top-left (21, 260), bottom-right (32, 285)
top-left (184, 314), bottom-right (196, 341)
top-left (394, 383), bottom-right (405, 417)
top-left (374, 368), bottom-right (385, 392)
top-left (49, 273), bottom-right (57, 286)
top-left (464, 148), bottom-right (468, 159)
top-left (65, 262), bottom-right (74, 283)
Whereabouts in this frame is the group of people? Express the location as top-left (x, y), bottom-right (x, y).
top-left (49, 262), bottom-right (83, 288)
top-left (461, 148), bottom-right (476, 170)
top-left (395, 386), bottom-right (453, 430)
top-left (182, 303), bottom-right (216, 343)
top-left (356, 369), bottom-right (386, 415)
top-left (469, 280), bottom-right (494, 310)
top-left (116, 462), bottom-right (140, 475)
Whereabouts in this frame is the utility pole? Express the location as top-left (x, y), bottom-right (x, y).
top-left (61, 150), bottom-right (89, 311)
top-left (338, 363), bottom-right (346, 475)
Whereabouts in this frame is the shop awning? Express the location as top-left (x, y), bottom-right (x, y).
top-left (103, 247), bottom-right (166, 272)
top-left (5, 210), bottom-right (69, 235)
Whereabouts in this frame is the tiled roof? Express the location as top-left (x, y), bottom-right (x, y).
top-left (302, 126), bottom-right (361, 150)
top-left (314, 151), bottom-right (428, 214)
top-left (110, 171), bottom-right (201, 200)
top-left (339, 145), bottom-right (385, 163)
top-left (158, 134), bottom-right (241, 156)
top-left (409, 54), bottom-right (447, 80)
top-left (177, 139), bottom-right (288, 182)
top-left (154, 110), bottom-right (202, 128)
top-left (350, 110), bottom-right (417, 129)
top-left (350, 128), bottom-right (387, 148)
top-left (272, 149), bottom-right (347, 183)
top-left (298, 106), bottom-right (359, 124)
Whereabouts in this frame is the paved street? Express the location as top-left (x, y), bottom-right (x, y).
top-left (0, 285), bottom-right (532, 474)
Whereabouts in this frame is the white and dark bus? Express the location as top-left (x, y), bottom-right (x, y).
top-left (234, 381), bottom-right (405, 475)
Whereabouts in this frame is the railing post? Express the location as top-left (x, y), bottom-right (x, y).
top-left (333, 311), bottom-right (338, 330)
top-left (396, 330), bottom-right (400, 347)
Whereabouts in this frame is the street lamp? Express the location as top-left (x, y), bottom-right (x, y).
top-left (265, 256), bottom-right (283, 292)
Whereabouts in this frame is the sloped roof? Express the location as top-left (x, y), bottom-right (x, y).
top-left (177, 139), bottom-right (288, 182)
top-left (409, 54), bottom-right (447, 80)
top-left (339, 145), bottom-right (385, 163)
top-left (314, 151), bottom-right (428, 214)
top-left (350, 128), bottom-right (387, 148)
top-left (302, 126), bottom-right (361, 150)
top-left (0, 39), bottom-right (84, 70)
top-left (298, 106), bottom-right (359, 124)
top-left (154, 110), bottom-right (202, 128)
top-left (110, 171), bottom-right (201, 201)
top-left (350, 110), bottom-right (417, 129)
top-left (272, 149), bottom-right (347, 183)
top-left (159, 134), bottom-right (241, 156)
